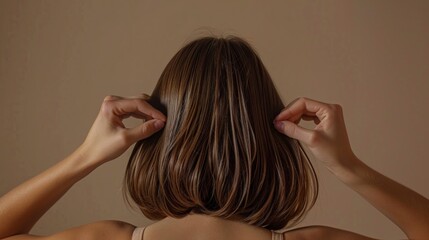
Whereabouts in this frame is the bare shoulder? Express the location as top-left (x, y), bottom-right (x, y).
top-left (283, 225), bottom-right (377, 240)
top-left (3, 220), bottom-right (136, 240)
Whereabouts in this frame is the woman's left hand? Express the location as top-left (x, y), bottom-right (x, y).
top-left (78, 94), bottom-right (166, 165)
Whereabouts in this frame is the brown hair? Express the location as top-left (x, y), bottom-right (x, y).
top-left (123, 35), bottom-right (318, 230)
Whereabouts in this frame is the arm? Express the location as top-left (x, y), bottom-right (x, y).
top-left (335, 155), bottom-right (429, 238)
top-left (0, 94), bottom-right (166, 239)
top-left (274, 97), bottom-right (429, 240)
top-left (0, 145), bottom-right (100, 238)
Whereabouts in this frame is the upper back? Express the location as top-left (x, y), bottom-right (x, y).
top-left (131, 227), bottom-right (285, 240)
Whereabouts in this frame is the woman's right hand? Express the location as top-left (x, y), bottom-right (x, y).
top-left (273, 97), bottom-right (359, 173)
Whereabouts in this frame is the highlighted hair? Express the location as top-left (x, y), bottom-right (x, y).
top-left (123, 35), bottom-right (318, 230)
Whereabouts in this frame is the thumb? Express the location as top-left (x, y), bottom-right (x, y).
top-left (126, 119), bottom-right (165, 143)
top-left (274, 120), bottom-right (314, 145)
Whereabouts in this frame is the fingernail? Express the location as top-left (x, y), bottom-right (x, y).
top-left (154, 120), bottom-right (165, 129)
top-left (274, 121), bottom-right (284, 129)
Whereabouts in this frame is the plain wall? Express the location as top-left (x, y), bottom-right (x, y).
top-left (1, 1), bottom-right (428, 239)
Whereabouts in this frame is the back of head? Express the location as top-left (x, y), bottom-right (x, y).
top-left (124, 35), bottom-right (318, 230)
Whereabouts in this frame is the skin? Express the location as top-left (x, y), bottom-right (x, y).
top-left (0, 95), bottom-right (428, 240)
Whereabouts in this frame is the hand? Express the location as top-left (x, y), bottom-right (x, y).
top-left (78, 94), bottom-right (167, 165)
top-left (273, 97), bottom-right (358, 172)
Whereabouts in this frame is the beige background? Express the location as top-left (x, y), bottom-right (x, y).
top-left (1, 1), bottom-right (428, 239)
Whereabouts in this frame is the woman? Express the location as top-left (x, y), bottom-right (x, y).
top-left (0, 36), bottom-right (428, 240)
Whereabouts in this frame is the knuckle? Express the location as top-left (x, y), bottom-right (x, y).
top-left (103, 95), bottom-right (115, 102)
top-left (333, 103), bottom-right (342, 110)
top-left (298, 97), bottom-right (307, 102)
top-left (326, 104), bottom-right (338, 113)
top-left (330, 104), bottom-right (343, 113)
top-left (140, 123), bottom-right (149, 133)
top-left (102, 98), bottom-right (114, 108)
top-left (100, 100), bottom-right (115, 116)
top-left (140, 124), bottom-right (153, 138)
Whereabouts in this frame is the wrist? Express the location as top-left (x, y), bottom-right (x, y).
top-left (64, 145), bottom-right (102, 180)
top-left (328, 155), bottom-right (371, 186)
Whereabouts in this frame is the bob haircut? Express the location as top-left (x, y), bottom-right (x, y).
top-left (124, 35), bottom-right (318, 230)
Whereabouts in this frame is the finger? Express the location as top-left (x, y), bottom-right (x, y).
top-left (274, 120), bottom-right (314, 145)
top-left (103, 95), bottom-right (123, 101)
top-left (274, 97), bottom-right (327, 122)
top-left (107, 98), bottom-right (167, 121)
top-left (124, 93), bottom-right (151, 100)
top-left (125, 119), bottom-right (165, 142)
top-left (104, 94), bottom-right (155, 120)
top-left (105, 93), bottom-right (150, 101)
top-left (275, 97), bottom-right (323, 120)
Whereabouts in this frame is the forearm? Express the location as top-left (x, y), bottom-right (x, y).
top-left (332, 156), bottom-right (429, 239)
top-left (0, 145), bottom-right (99, 239)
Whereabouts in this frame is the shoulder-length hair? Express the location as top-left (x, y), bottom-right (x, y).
top-left (123, 35), bottom-right (318, 230)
